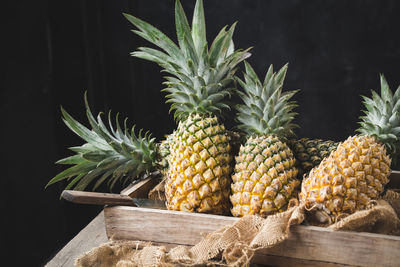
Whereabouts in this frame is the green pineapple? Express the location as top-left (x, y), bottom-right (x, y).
top-left (124, 0), bottom-right (251, 214)
top-left (230, 62), bottom-right (300, 217)
top-left (287, 138), bottom-right (338, 178)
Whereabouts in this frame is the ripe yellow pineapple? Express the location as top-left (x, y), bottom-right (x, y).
top-left (125, 0), bottom-right (251, 214)
top-left (230, 62), bottom-right (300, 217)
top-left (166, 115), bottom-right (232, 213)
top-left (300, 75), bottom-right (399, 223)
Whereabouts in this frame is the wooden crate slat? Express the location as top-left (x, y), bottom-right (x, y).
top-left (120, 173), bottom-right (160, 198)
top-left (262, 225), bottom-right (400, 267)
top-left (251, 254), bottom-right (350, 267)
top-left (105, 206), bottom-right (236, 244)
top-left (104, 206), bottom-right (400, 267)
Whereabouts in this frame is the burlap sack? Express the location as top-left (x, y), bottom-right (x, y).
top-left (75, 241), bottom-right (169, 267)
top-left (75, 190), bottom-right (400, 267)
top-left (148, 178), bottom-right (166, 201)
top-left (383, 189), bottom-right (400, 218)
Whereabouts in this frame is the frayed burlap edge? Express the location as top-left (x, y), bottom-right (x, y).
top-left (75, 191), bottom-right (400, 267)
top-left (328, 199), bottom-right (400, 234)
top-left (74, 240), bottom-right (169, 267)
top-left (148, 178), bottom-right (167, 201)
top-left (325, 189), bottom-right (400, 234)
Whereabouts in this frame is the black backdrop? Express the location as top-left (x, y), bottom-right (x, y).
top-left (4, 0), bottom-right (400, 266)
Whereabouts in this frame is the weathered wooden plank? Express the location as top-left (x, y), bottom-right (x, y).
top-left (120, 172), bottom-right (161, 198)
top-left (251, 254), bottom-right (350, 267)
top-left (62, 190), bottom-right (136, 206)
top-left (261, 225), bottom-right (400, 267)
top-left (45, 211), bottom-right (108, 267)
top-left (105, 206), bottom-right (236, 244)
top-left (104, 206), bottom-right (400, 267)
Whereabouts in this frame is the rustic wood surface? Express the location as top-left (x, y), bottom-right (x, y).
top-left (120, 172), bottom-right (161, 198)
top-left (105, 197), bottom-right (400, 267)
top-left (44, 211), bottom-right (108, 267)
top-left (105, 206), bottom-right (237, 244)
top-left (61, 190), bottom-right (136, 206)
top-left (260, 225), bottom-right (400, 267)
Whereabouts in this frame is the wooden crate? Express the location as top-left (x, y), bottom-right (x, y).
top-left (104, 171), bottom-right (400, 267)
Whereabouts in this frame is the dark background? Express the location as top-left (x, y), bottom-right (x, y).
top-left (4, 0), bottom-right (400, 266)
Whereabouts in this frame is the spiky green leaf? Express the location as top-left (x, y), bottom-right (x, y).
top-left (47, 95), bottom-right (160, 192)
top-left (235, 62), bottom-right (298, 137)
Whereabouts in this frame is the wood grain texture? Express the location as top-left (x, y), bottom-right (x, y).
top-left (120, 172), bottom-right (161, 198)
top-left (105, 206), bottom-right (400, 266)
top-left (252, 254), bottom-right (351, 267)
top-left (105, 206), bottom-right (236, 244)
top-left (260, 225), bottom-right (400, 267)
top-left (62, 190), bottom-right (136, 206)
top-left (45, 211), bottom-right (108, 267)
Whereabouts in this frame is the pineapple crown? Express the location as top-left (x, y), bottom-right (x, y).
top-left (235, 61), bottom-right (299, 139)
top-left (124, 0), bottom-right (251, 121)
top-left (46, 93), bottom-right (159, 192)
top-left (357, 74), bottom-right (400, 157)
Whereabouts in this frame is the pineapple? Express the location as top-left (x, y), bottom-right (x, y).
top-left (157, 133), bottom-right (174, 175)
top-left (230, 62), bottom-right (300, 217)
top-left (124, 0), bottom-right (251, 214)
top-left (47, 94), bottom-right (162, 191)
top-left (287, 138), bottom-right (338, 177)
top-left (299, 75), bottom-right (399, 224)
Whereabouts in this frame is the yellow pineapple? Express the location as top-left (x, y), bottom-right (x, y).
top-left (300, 75), bottom-right (398, 223)
top-left (230, 62), bottom-right (300, 217)
top-left (125, 0), bottom-right (250, 214)
top-left (166, 115), bottom-right (232, 213)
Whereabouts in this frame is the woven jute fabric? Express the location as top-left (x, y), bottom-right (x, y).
top-left (75, 190), bottom-right (400, 267)
top-left (148, 178), bottom-right (167, 201)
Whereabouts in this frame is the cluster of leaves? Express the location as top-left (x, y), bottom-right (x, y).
top-left (46, 94), bottom-right (158, 191)
top-left (124, 0), bottom-right (251, 121)
top-left (235, 61), bottom-right (298, 139)
top-left (358, 74), bottom-right (400, 158)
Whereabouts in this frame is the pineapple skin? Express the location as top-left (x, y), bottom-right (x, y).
top-left (299, 135), bottom-right (391, 222)
top-left (287, 138), bottom-right (338, 177)
top-left (165, 114), bottom-right (232, 214)
top-left (230, 135), bottom-right (299, 217)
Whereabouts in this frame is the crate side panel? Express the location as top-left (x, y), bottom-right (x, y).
top-left (105, 206), bottom-right (400, 267)
top-left (262, 225), bottom-right (400, 267)
top-left (104, 206), bottom-right (236, 244)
